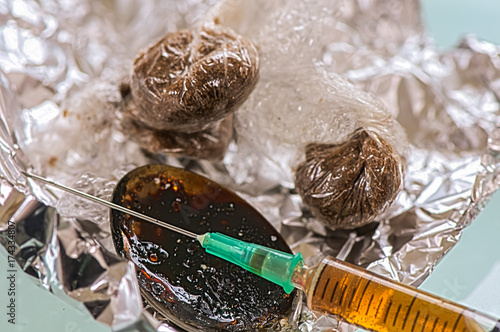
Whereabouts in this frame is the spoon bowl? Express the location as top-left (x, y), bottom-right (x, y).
top-left (110, 165), bottom-right (297, 331)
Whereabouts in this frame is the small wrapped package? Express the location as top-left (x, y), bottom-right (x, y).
top-left (124, 22), bottom-right (259, 160)
top-left (212, 0), bottom-right (408, 228)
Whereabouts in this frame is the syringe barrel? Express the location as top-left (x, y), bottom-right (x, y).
top-left (301, 256), bottom-right (500, 332)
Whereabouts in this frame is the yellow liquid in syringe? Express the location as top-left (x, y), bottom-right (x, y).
top-left (293, 257), bottom-right (500, 332)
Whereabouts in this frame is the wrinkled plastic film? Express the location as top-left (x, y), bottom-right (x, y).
top-left (130, 23), bottom-right (259, 133)
top-left (118, 100), bottom-right (235, 161)
top-left (0, 0), bottom-right (499, 332)
top-left (210, 0), bottom-right (408, 229)
top-left (294, 130), bottom-right (405, 229)
top-left (121, 22), bottom-right (259, 160)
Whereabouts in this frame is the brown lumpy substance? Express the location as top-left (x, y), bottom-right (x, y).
top-left (295, 130), bottom-right (404, 229)
top-left (130, 24), bottom-right (259, 133)
top-left (149, 114), bottom-right (234, 160)
top-left (110, 165), bottom-right (296, 331)
top-left (122, 111), bottom-right (234, 161)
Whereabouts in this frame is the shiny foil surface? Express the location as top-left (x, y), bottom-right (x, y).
top-left (0, 0), bottom-right (500, 331)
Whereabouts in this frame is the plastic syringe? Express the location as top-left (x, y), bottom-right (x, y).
top-left (25, 172), bottom-right (500, 332)
top-left (199, 232), bottom-right (500, 332)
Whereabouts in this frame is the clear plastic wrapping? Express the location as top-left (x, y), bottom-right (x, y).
top-left (210, 0), bottom-right (408, 228)
top-left (123, 22), bottom-right (259, 160)
top-left (295, 129), bottom-right (404, 229)
top-left (120, 113), bottom-right (235, 161)
top-left (1, 0), bottom-right (500, 331)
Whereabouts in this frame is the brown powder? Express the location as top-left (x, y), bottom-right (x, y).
top-left (295, 130), bottom-right (403, 229)
top-left (147, 115), bottom-right (234, 161)
top-left (47, 156), bottom-right (58, 167)
top-left (130, 24), bottom-right (259, 133)
top-left (118, 88), bottom-right (234, 161)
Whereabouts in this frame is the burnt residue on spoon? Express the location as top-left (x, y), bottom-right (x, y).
top-left (110, 165), bottom-right (296, 331)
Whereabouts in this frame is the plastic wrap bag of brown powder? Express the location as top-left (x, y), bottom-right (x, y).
top-left (122, 22), bottom-right (259, 160)
top-left (209, 0), bottom-right (408, 229)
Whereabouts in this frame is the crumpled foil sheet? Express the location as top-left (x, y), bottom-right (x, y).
top-left (0, 0), bottom-right (500, 331)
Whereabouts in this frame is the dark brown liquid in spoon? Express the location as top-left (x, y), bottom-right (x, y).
top-left (110, 165), bottom-right (296, 331)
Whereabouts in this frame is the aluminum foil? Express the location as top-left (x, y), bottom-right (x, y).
top-left (1, 0), bottom-right (500, 331)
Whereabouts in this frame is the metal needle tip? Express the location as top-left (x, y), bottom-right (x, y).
top-left (22, 171), bottom-right (199, 239)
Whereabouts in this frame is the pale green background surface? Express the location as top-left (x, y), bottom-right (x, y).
top-left (2, 1), bottom-right (500, 331)
top-left (420, 190), bottom-right (500, 318)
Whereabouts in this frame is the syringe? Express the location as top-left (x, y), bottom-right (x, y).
top-left (199, 232), bottom-right (500, 332)
top-left (24, 172), bottom-right (500, 332)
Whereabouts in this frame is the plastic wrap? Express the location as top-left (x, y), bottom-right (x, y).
top-left (122, 23), bottom-right (259, 160)
top-left (130, 23), bottom-right (259, 133)
top-left (1, 0), bottom-right (500, 332)
top-left (118, 96), bottom-right (235, 161)
top-left (295, 130), bottom-right (404, 228)
top-left (210, 0), bottom-right (408, 228)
